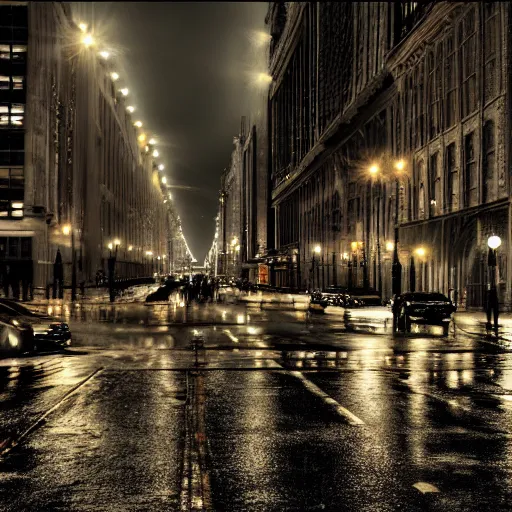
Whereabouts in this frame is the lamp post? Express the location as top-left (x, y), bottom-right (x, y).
top-left (392, 159), bottom-right (407, 296)
top-left (107, 239), bottom-right (120, 302)
top-left (487, 235), bottom-right (501, 336)
top-left (313, 245), bottom-right (321, 290)
top-left (62, 224), bottom-right (77, 302)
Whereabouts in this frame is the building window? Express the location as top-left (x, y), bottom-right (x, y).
top-left (0, 130), bottom-right (23, 165)
top-left (446, 143), bottom-right (457, 212)
top-left (0, 43), bottom-right (26, 62)
top-left (0, 236), bottom-right (30, 258)
top-left (464, 132), bottom-right (477, 207)
top-left (0, 103), bottom-right (24, 127)
top-left (482, 120), bottom-right (495, 202)
top-left (484, 3), bottom-right (499, 103)
top-left (460, 9), bottom-right (477, 118)
top-left (429, 152), bottom-right (440, 216)
top-left (0, 166), bottom-right (23, 218)
top-left (444, 33), bottom-right (457, 128)
top-left (416, 160), bottom-right (425, 220)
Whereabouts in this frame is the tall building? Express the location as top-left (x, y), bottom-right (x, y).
top-left (267, 2), bottom-right (511, 308)
top-left (0, 2), bottom-right (181, 298)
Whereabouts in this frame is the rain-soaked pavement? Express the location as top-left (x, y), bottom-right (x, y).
top-left (0, 299), bottom-right (512, 511)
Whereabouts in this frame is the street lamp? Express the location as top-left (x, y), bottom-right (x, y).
top-left (108, 239), bottom-right (120, 302)
top-left (487, 235), bottom-right (501, 335)
top-left (312, 245), bottom-right (321, 290)
top-left (392, 159), bottom-right (407, 297)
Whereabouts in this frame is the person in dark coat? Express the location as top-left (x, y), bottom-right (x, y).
top-left (485, 284), bottom-right (499, 335)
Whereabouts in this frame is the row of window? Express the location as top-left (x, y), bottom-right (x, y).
top-left (0, 237), bottom-right (31, 260)
top-left (0, 103), bottom-right (24, 128)
top-left (0, 44), bottom-right (26, 62)
top-left (0, 167), bottom-right (24, 219)
top-left (399, 5), bottom-right (499, 155)
top-left (415, 121), bottom-right (497, 220)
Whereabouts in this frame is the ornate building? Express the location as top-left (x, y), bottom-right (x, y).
top-left (267, 2), bottom-right (511, 309)
top-left (0, 2), bottom-right (179, 298)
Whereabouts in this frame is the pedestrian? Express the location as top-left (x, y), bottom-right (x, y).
top-left (485, 283), bottom-right (499, 336)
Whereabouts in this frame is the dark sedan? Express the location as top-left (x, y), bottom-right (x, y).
top-left (0, 299), bottom-right (71, 348)
top-left (392, 292), bottom-right (456, 336)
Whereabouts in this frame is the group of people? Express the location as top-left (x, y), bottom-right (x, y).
top-left (182, 275), bottom-right (219, 304)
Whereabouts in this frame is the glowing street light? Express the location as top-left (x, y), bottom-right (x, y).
top-left (395, 159), bottom-right (406, 172)
top-left (257, 72), bottom-right (273, 84)
top-left (108, 242), bottom-right (113, 250)
top-left (158, 164), bottom-right (165, 171)
top-left (111, 72), bottom-right (119, 81)
top-left (78, 22), bottom-right (87, 32)
top-left (120, 88), bottom-right (129, 96)
top-left (161, 176), bottom-right (167, 185)
top-left (114, 239), bottom-right (121, 247)
top-left (488, 235), bottom-right (502, 249)
top-left (168, 193), bottom-right (172, 200)
top-left (134, 121), bottom-right (143, 128)
top-left (314, 245), bottom-right (321, 254)
top-left (146, 251), bottom-right (153, 256)
top-left (99, 50), bottom-right (110, 59)
top-left (138, 133), bottom-right (146, 143)
top-left (126, 105), bottom-right (135, 113)
top-left (152, 149), bottom-right (159, 158)
top-left (386, 241), bottom-right (395, 252)
top-left (149, 138), bottom-right (156, 145)
top-left (128, 245), bottom-right (133, 251)
top-left (81, 33), bottom-right (95, 47)
top-left (62, 224), bottom-right (71, 236)
top-left (414, 247), bottom-right (426, 258)
top-left (369, 164), bottom-right (379, 176)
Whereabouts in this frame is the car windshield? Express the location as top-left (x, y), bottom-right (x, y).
top-left (0, 300), bottom-right (35, 316)
top-left (0, 303), bottom-right (22, 317)
top-left (405, 293), bottom-right (449, 302)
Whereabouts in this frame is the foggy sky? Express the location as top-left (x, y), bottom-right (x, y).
top-left (86, 2), bottom-right (269, 261)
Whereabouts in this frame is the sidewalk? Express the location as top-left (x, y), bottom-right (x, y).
top-left (24, 283), bottom-right (160, 306)
top-left (453, 311), bottom-right (512, 341)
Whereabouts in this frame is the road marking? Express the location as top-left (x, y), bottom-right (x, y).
top-left (288, 370), bottom-right (365, 426)
top-left (0, 367), bottom-right (104, 457)
top-left (413, 482), bottom-right (440, 494)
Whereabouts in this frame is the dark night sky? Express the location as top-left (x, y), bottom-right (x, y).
top-left (81, 2), bottom-right (269, 261)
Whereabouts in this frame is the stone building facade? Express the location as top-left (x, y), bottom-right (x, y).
top-left (267, 2), bottom-right (511, 309)
top-left (0, 2), bottom-right (178, 298)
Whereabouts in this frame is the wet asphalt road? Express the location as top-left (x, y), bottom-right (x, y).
top-left (0, 303), bottom-right (512, 510)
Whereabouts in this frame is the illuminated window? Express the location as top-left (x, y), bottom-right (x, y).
top-left (0, 45), bottom-right (9, 59)
top-left (11, 45), bottom-right (26, 61)
top-left (12, 76), bottom-right (23, 90)
top-left (0, 76), bottom-right (9, 90)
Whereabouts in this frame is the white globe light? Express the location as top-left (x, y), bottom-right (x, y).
top-left (488, 235), bottom-right (502, 249)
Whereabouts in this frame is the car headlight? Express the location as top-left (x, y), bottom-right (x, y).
top-left (10, 319), bottom-right (19, 327)
top-left (8, 332), bottom-right (19, 347)
top-left (405, 301), bottom-right (411, 307)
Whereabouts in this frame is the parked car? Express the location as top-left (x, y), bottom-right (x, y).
top-left (392, 292), bottom-right (456, 335)
top-left (309, 290), bottom-right (328, 312)
top-left (0, 299), bottom-right (71, 349)
top-left (0, 313), bottom-right (34, 355)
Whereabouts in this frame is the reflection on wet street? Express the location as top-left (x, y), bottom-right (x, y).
top-left (0, 302), bottom-right (511, 510)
